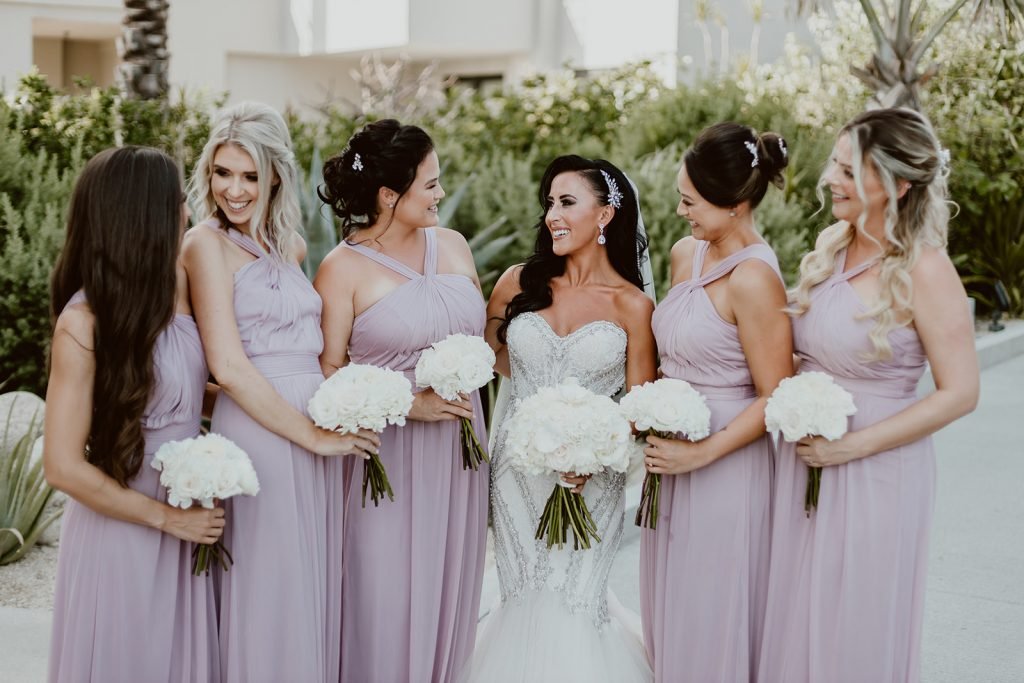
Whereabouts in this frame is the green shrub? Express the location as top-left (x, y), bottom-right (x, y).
top-left (0, 396), bottom-right (60, 565)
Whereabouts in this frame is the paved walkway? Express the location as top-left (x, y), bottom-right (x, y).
top-left (3, 353), bottom-right (1022, 682)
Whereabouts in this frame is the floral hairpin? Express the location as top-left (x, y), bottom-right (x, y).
top-left (352, 153), bottom-right (364, 172)
top-left (779, 138), bottom-right (788, 160)
top-left (744, 141), bottom-right (759, 168)
top-left (938, 147), bottom-right (951, 171)
top-left (600, 170), bottom-right (623, 209)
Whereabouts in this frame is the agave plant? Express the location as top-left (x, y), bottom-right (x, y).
top-left (0, 398), bottom-right (61, 565)
top-left (300, 148), bottom-right (338, 280)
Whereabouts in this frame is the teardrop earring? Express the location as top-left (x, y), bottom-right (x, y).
top-left (597, 223), bottom-right (606, 245)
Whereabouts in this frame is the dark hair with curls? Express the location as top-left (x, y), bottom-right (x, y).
top-left (497, 155), bottom-right (647, 344)
top-left (319, 119), bottom-right (434, 239)
top-left (50, 146), bottom-right (182, 487)
top-left (684, 122), bottom-right (789, 209)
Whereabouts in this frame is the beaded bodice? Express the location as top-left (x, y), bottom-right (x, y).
top-left (490, 311), bottom-right (628, 627)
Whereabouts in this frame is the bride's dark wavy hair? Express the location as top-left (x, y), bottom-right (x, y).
top-left (50, 146), bottom-right (182, 487)
top-left (497, 155), bottom-right (646, 344)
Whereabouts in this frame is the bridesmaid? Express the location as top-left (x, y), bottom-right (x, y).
top-left (640, 123), bottom-right (794, 682)
top-left (758, 108), bottom-right (978, 682)
top-left (315, 119), bottom-right (489, 683)
top-left (45, 146), bottom-right (223, 682)
top-left (183, 102), bottom-right (378, 682)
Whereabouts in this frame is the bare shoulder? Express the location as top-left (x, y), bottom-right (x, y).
top-left (614, 285), bottom-right (655, 327)
top-left (290, 231), bottom-right (307, 263)
top-left (670, 236), bottom-right (698, 277)
top-left (490, 264), bottom-right (524, 303)
top-left (730, 257), bottom-right (785, 297)
top-left (53, 304), bottom-right (95, 352)
top-left (181, 222), bottom-right (225, 261)
top-left (314, 241), bottom-right (358, 285)
top-left (910, 245), bottom-right (957, 282)
top-left (671, 235), bottom-right (698, 259)
top-left (435, 226), bottom-right (471, 251)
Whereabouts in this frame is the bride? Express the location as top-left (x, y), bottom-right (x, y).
top-left (464, 155), bottom-right (657, 682)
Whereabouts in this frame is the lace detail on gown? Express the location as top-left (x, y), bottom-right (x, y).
top-left (490, 312), bottom-right (628, 629)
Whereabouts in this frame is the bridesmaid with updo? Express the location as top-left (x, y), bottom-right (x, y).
top-left (316, 119), bottom-right (489, 683)
top-left (640, 122), bottom-right (793, 682)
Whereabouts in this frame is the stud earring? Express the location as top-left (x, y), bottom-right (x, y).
top-left (597, 223), bottom-right (606, 245)
top-left (388, 202), bottom-right (395, 209)
top-left (729, 210), bottom-right (737, 217)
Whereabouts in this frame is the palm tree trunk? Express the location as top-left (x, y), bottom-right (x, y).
top-left (117, 0), bottom-right (170, 100)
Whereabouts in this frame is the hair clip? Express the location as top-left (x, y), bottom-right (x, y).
top-left (778, 138), bottom-right (788, 160)
top-left (744, 141), bottom-right (759, 168)
top-left (600, 170), bottom-right (623, 209)
top-left (938, 148), bottom-right (951, 170)
top-left (352, 153), bottom-right (364, 172)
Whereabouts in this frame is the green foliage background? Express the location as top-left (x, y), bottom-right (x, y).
top-left (1, 22), bottom-right (1021, 394)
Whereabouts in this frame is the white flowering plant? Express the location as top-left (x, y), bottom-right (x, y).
top-left (415, 334), bottom-right (495, 471)
top-left (764, 371), bottom-right (857, 514)
top-left (620, 379), bottom-right (712, 530)
top-left (308, 363), bottom-right (414, 507)
top-left (150, 433), bottom-right (260, 576)
top-left (504, 378), bottom-right (632, 550)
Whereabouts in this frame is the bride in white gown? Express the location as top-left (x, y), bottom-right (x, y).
top-left (463, 156), bottom-right (657, 683)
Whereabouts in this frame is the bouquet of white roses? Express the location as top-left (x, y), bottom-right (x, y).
top-left (151, 433), bottom-right (260, 576)
top-left (415, 333), bottom-right (495, 471)
top-left (308, 363), bottom-right (413, 507)
top-left (504, 378), bottom-right (632, 550)
top-left (620, 379), bottom-right (711, 530)
top-left (764, 371), bottom-right (857, 514)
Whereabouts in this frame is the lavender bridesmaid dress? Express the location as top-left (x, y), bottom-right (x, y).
top-left (206, 223), bottom-right (335, 683)
top-left (758, 249), bottom-right (934, 683)
top-left (641, 240), bottom-right (780, 682)
top-left (49, 291), bottom-right (220, 682)
top-left (337, 228), bottom-right (489, 683)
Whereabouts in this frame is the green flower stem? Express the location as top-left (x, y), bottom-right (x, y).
top-left (460, 417), bottom-right (490, 471)
top-left (362, 452), bottom-right (395, 508)
top-left (535, 483), bottom-right (602, 550)
top-left (804, 465), bottom-right (822, 516)
top-left (634, 429), bottom-right (671, 530)
top-left (191, 540), bottom-right (233, 576)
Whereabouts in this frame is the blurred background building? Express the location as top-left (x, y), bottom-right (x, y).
top-left (0, 0), bottom-right (808, 109)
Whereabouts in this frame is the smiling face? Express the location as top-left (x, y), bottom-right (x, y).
top-left (392, 150), bottom-right (444, 228)
top-left (823, 133), bottom-right (891, 228)
top-left (544, 171), bottom-right (612, 257)
top-left (675, 162), bottom-right (734, 241)
top-left (211, 144), bottom-right (262, 232)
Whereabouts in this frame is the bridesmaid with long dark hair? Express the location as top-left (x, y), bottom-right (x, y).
top-left (183, 102), bottom-right (378, 683)
top-left (45, 146), bottom-right (223, 682)
top-left (640, 123), bottom-right (793, 682)
top-left (758, 108), bottom-right (978, 682)
top-left (316, 119), bottom-right (489, 683)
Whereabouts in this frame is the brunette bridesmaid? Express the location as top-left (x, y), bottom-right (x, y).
top-left (183, 102), bottom-right (378, 682)
top-left (640, 123), bottom-right (793, 682)
top-left (46, 146), bottom-right (222, 682)
top-left (316, 119), bottom-right (489, 683)
top-left (758, 108), bottom-right (978, 682)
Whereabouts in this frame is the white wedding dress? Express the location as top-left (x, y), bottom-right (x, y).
top-left (462, 311), bottom-right (652, 683)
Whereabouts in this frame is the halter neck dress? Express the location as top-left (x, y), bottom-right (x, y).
top-left (49, 291), bottom-right (220, 682)
top-left (758, 248), bottom-right (934, 683)
top-left (642, 240), bottom-right (782, 682)
top-left (336, 228), bottom-right (489, 683)
top-left (203, 222), bottom-right (337, 683)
